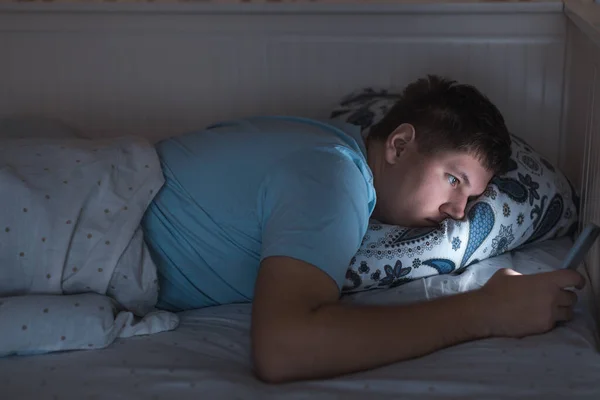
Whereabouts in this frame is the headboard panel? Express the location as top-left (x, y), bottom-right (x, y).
top-left (0, 2), bottom-right (566, 163)
top-left (562, 0), bottom-right (600, 332)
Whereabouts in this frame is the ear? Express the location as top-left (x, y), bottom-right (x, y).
top-left (384, 123), bottom-right (416, 165)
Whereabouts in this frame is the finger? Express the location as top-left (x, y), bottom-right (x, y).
top-left (555, 306), bottom-right (575, 322)
top-left (575, 273), bottom-right (587, 290)
top-left (556, 289), bottom-right (578, 307)
top-left (549, 270), bottom-right (586, 290)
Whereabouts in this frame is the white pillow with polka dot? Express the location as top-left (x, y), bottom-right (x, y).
top-left (0, 293), bottom-right (178, 357)
top-left (0, 136), bottom-right (165, 316)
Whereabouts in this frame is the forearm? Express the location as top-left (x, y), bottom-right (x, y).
top-left (253, 289), bottom-right (491, 382)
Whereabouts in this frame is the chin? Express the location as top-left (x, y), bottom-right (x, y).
top-left (376, 213), bottom-right (440, 228)
top-left (395, 220), bottom-right (436, 228)
top-left (422, 219), bottom-right (444, 228)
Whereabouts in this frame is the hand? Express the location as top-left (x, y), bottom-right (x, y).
top-left (478, 268), bottom-right (585, 338)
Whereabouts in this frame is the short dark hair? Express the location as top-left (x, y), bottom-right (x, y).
top-left (369, 75), bottom-right (512, 175)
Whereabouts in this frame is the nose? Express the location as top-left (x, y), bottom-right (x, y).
top-left (440, 199), bottom-right (466, 221)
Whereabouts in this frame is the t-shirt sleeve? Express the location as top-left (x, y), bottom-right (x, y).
top-left (259, 150), bottom-right (372, 291)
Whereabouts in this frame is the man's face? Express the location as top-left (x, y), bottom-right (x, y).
top-left (370, 127), bottom-right (494, 228)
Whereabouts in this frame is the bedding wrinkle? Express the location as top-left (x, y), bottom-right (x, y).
top-left (0, 134), bottom-right (176, 357)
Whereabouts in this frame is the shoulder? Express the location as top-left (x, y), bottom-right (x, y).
top-left (266, 148), bottom-right (372, 196)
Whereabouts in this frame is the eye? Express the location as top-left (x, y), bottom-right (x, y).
top-left (447, 174), bottom-right (459, 188)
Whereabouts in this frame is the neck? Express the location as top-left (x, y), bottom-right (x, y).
top-left (365, 138), bottom-right (385, 222)
top-left (366, 137), bottom-right (383, 177)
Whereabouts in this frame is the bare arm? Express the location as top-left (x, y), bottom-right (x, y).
top-left (251, 257), bottom-right (584, 383)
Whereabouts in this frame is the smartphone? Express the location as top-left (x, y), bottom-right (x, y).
top-left (561, 223), bottom-right (600, 271)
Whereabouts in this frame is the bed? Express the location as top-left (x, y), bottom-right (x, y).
top-left (2, 0), bottom-right (600, 398)
top-left (1, 237), bottom-right (599, 400)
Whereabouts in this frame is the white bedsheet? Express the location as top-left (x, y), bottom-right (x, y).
top-left (2, 237), bottom-right (600, 399)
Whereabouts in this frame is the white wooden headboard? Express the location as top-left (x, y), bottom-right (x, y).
top-left (0, 1), bottom-right (566, 164)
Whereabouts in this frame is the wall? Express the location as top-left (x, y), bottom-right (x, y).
top-left (0, 1), bottom-right (567, 166)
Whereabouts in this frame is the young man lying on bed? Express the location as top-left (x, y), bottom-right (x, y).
top-left (141, 75), bottom-right (585, 383)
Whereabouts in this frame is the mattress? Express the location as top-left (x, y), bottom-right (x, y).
top-left (2, 237), bottom-right (600, 400)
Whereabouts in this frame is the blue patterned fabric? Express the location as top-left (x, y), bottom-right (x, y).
top-left (332, 88), bottom-right (579, 293)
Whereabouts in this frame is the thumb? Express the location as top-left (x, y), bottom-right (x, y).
top-left (549, 269), bottom-right (586, 290)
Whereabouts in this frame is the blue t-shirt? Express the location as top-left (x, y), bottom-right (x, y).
top-left (142, 116), bottom-right (376, 311)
